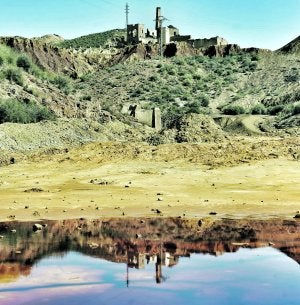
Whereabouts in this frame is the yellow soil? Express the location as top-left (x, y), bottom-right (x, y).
top-left (0, 140), bottom-right (299, 221)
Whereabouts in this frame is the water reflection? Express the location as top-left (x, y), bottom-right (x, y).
top-left (0, 218), bottom-right (299, 304)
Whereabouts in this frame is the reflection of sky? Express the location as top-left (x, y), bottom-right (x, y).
top-left (0, 248), bottom-right (299, 305)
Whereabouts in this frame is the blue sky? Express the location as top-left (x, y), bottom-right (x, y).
top-left (0, 0), bottom-right (299, 50)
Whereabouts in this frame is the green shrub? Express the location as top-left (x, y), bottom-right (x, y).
top-left (284, 71), bottom-right (299, 83)
top-left (185, 101), bottom-right (201, 114)
top-left (0, 56), bottom-right (3, 66)
top-left (267, 104), bottom-right (285, 115)
top-left (198, 94), bottom-right (209, 107)
top-left (148, 75), bottom-right (159, 82)
top-left (4, 67), bottom-right (24, 86)
top-left (162, 106), bottom-right (184, 129)
top-left (16, 54), bottom-right (31, 72)
top-left (222, 104), bottom-right (246, 115)
top-left (292, 104), bottom-right (300, 115)
top-left (7, 57), bottom-right (14, 64)
top-left (52, 75), bottom-right (70, 91)
top-left (251, 104), bottom-right (266, 115)
top-left (0, 99), bottom-right (55, 124)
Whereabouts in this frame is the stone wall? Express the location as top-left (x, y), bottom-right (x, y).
top-left (127, 24), bottom-right (145, 44)
top-left (122, 104), bottom-right (162, 130)
top-left (193, 36), bottom-right (228, 49)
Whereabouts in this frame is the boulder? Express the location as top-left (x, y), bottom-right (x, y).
top-left (33, 223), bottom-right (43, 231)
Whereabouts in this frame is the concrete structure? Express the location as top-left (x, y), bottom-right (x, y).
top-left (122, 104), bottom-right (162, 130)
top-left (161, 25), bottom-right (180, 45)
top-left (127, 24), bottom-right (145, 44)
top-left (126, 7), bottom-right (228, 51)
top-left (193, 36), bottom-right (228, 49)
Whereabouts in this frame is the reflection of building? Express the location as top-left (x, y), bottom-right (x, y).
top-left (126, 249), bottom-right (178, 285)
top-left (127, 252), bottom-right (145, 269)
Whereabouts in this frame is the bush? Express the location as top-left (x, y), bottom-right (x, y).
top-left (198, 94), bottom-right (209, 107)
top-left (16, 54), bottom-right (31, 72)
top-left (292, 104), bottom-right (300, 115)
top-left (4, 68), bottom-right (24, 86)
top-left (0, 56), bottom-right (3, 66)
top-left (284, 71), bottom-right (299, 83)
top-left (267, 104), bottom-right (285, 115)
top-left (0, 99), bottom-right (55, 124)
top-left (222, 104), bottom-right (246, 115)
top-left (251, 104), bottom-right (266, 115)
top-left (52, 75), bottom-right (71, 93)
top-left (185, 101), bottom-right (201, 114)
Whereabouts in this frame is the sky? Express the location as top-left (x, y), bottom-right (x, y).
top-left (0, 0), bottom-right (299, 50)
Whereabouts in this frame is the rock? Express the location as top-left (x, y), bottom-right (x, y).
top-left (0, 235), bottom-right (4, 239)
top-left (294, 213), bottom-right (300, 219)
top-left (33, 223), bottom-right (43, 231)
top-left (10, 229), bottom-right (16, 233)
top-left (232, 242), bottom-right (250, 247)
top-left (15, 250), bottom-right (22, 254)
top-left (24, 206), bottom-right (29, 209)
top-left (24, 188), bottom-right (44, 193)
top-left (32, 211), bottom-right (40, 216)
top-left (88, 242), bottom-right (99, 249)
top-left (209, 212), bottom-right (217, 215)
top-left (198, 220), bottom-right (203, 227)
top-left (90, 179), bottom-right (112, 185)
top-left (63, 209), bottom-right (67, 212)
top-left (157, 197), bottom-right (163, 202)
top-left (135, 234), bottom-right (142, 239)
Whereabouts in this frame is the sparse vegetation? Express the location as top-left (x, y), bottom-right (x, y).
top-left (222, 104), bottom-right (246, 115)
top-left (3, 67), bottom-right (24, 86)
top-left (0, 99), bottom-right (55, 124)
top-left (58, 29), bottom-right (126, 49)
top-left (16, 54), bottom-right (31, 72)
top-left (251, 104), bottom-right (267, 115)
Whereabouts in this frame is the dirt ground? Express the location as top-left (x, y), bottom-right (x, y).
top-left (0, 138), bottom-right (299, 222)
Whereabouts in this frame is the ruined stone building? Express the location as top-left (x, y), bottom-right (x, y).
top-left (193, 36), bottom-right (228, 49)
top-left (126, 6), bottom-right (228, 50)
top-left (121, 104), bottom-right (162, 130)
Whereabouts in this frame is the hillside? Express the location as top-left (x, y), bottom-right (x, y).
top-left (58, 29), bottom-right (126, 49)
top-left (278, 35), bottom-right (300, 54)
top-left (75, 51), bottom-right (300, 130)
top-left (0, 32), bottom-right (300, 224)
top-left (0, 31), bottom-right (299, 154)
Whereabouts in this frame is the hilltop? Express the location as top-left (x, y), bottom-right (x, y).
top-left (58, 29), bottom-right (126, 49)
top-left (277, 35), bottom-right (300, 55)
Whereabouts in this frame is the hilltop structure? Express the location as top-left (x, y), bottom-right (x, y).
top-left (126, 7), bottom-right (228, 49)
